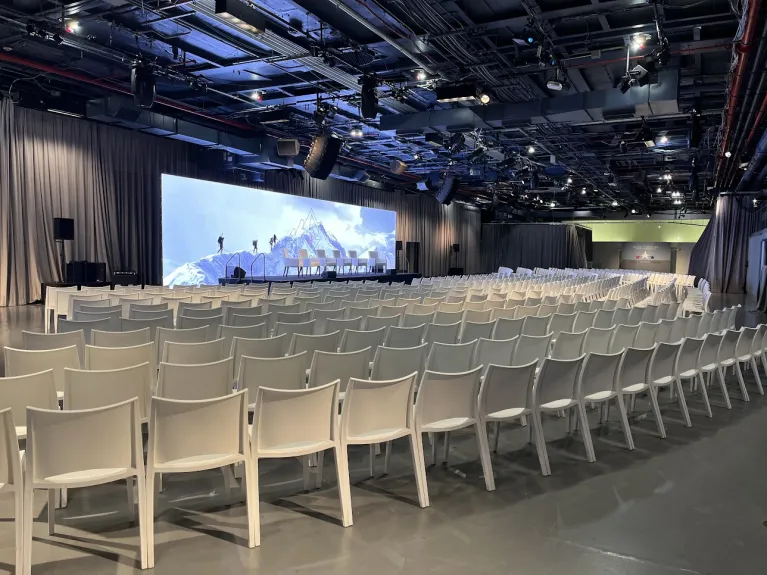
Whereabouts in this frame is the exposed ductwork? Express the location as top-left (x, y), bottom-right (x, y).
top-left (380, 70), bottom-right (680, 133)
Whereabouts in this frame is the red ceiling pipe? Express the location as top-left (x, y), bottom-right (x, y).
top-left (0, 52), bottom-right (412, 177)
top-left (716, 0), bottom-right (763, 185)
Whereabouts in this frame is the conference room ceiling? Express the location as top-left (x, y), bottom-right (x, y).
top-left (0, 0), bottom-right (757, 218)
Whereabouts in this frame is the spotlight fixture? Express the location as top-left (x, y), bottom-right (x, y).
top-left (673, 199), bottom-right (682, 205)
top-left (659, 135), bottom-right (668, 144)
top-left (415, 69), bottom-right (427, 82)
top-left (620, 140), bottom-right (628, 154)
top-left (549, 201), bottom-right (556, 208)
top-left (581, 188), bottom-right (587, 195)
top-left (566, 177), bottom-right (573, 184)
top-left (671, 190), bottom-right (680, 198)
top-left (250, 91), bottom-right (263, 101)
top-left (631, 33), bottom-right (647, 51)
top-left (413, 152), bottom-right (422, 161)
top-left (131, 61), bottom-right (156, 109)
top-left (468, 145), bottom-right (487, 163)
top-left (657, 186), bottom-right (662, 193)
top-left (611, 200), bottom-right (618, 207)
top-left (215, 0), bottom-right (266, 33)
top-left (725, 150), bottom-right (732, 158)
top-left (631, 208), bottom-right (637, 214)
top-left (349, 126), bottom-right (364, 138)
top-left (546, 67), bottom-right (570, 91)
top-left (527, 145), bottom-right (536, 154)
top-left (479, 92), bottom-right (491, 104)
top-left (663, 173), bottom-right (673, 181)
top-left (65, 20), bottom-right (79, 33)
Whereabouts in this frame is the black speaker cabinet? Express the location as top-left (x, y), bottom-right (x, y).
top-left (395, 240), bottom-right (403, 251)
top-left (322, 270), bottom-right (337, 279)
top-left (405, 241), bottom-right (420, 274)
top-left (113, 271), bottom-right (139, 286)
top-left (86, 261), bottom-right (106, 283)
top-left (436, 176), bottom-right (459, 205)
top-left (452, 243), bottom-right (460, 253)
top-left (304, 135), bottom-right (342, 180)
top-left (449, 267), bottom-right (464, 276)
top-left (54, 218), bottom-right (74, 241)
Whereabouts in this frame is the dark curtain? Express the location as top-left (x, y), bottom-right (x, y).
top-left (480, 223), bottom-right (587, 272)
top-left (688, 195), bottom-right (759, 294)
top-left (0, 101), bottom-right (480, 306)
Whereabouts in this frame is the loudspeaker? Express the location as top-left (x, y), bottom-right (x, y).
top-left (395, 240), bottom-right (403, 251)
top-left (361, 75), bottom-right (378, 119)
top-left (448, 267), bottom-right (464, 276)
top-left (232, 266), bottom-right (246, 280)
top-left (86, 262), bottom-right (106, 283)
top-left (389, 269), bottom-right (398, 276)
top-left (66, 261), bottom-right (86, 284)
top-left (114, 271), bottom-right (138, 286)
top-left (304, 135), bottom-right (342, 180)
top-left (277, 138), bottom-right (300, 157)
top-left (53, 218), bottom-right (74, 241)
top-left (390, 159), bottom-right (408, 175)
top-left (452, 243), bottom-right (460, 253)
top-left (322, 270), bottom-right (337, 279)
top-left (436, 176), bottom-right (459, 205)
top-left (405, 241), bottom-right (420, 274)
top-left (131, 63), bottom-right (156, 109)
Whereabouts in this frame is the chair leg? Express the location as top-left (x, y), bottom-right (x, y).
top-left (475, 422), bottom-right (496, 491)
top-left (23, 485), bottom-right (33, 575)
top-left (409, 432), bottom-right (429, 508)
top-left (442, 431), bottom-right (451, 465)
top-left (492, 421), bottom-right (501, 452)
top-left (333, 445), bottom-right (353, 527)
top-left (615, 394), bottom-right (635, 450)
top-left (696, 373), bottom-right (713, 417)
top-left (750, 358), bottom-right (764, 395)
top-left (368, 445), bottom-right (375, 478)
top-left (145, 472), bottom-right (156, 569)
top-left (735, 363), bottom-right (750, 402)
top-left (577, 403), bottom-right (596, 462)
top-left (532, 411), bottom-right (551, 476)
top-left (648, 386), bottom-right (666, 439)
top-left (48, 490), bottom-right (56, 535)
top-left (315, 450), bottom-right (325, 489)
top-left (244, 457), bottom-right (259, 548)
top-left (430, 433), bottom-right (438, 465)
top-left (383, 441), bottom-right (392, 475)
top-left (674, 379), bottom-right (692, 427)
top-left (14, 488), bottom-right (23, 575)
top-left (134, 472), bottom-right (149, 569)
top-left (126, 477), bottom-right (135, 522)
top-left (716, 367), bottom-right (732, 409)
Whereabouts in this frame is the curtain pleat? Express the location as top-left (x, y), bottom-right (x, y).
top-left (0, 101), bottom-right (483, 306)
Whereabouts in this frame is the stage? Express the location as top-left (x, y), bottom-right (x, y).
top-left (218, 271), bottom-right (421, 285)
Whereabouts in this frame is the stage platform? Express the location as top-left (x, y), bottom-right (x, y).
top-left (218, 271), bottom-right (421, 286)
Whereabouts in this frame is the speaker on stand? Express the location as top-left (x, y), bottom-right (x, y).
top-left (53, 218), bottom-right (74, 282)
top-left (395, 240), bottom-right (403, 273)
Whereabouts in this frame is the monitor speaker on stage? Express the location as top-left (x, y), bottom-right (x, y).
top-left (54, 218), bottom-right (74, 241)
top-left (304, 135), bottom-right (342, 180)
top-left (322, 270), bottom-right (337, 279)
top-left (232, 266), bottom-right (246, 282)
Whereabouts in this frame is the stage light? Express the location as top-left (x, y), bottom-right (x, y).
top-left (215, 0), bottom-right (266, 33)
top-left (65, 20), bottom-right (79, 33)
top-left (618, 76), bottom-right (632, 93)
top-left (448, 132), bottom-right (466, 155)
top-left (415, 69), bottom-right (427, 82)
top-left (671, 190), bottom-right (680, 197)
top-left (664, 173), bottom-right (672, 181)
top-left (631, 34), bottom-right (646, 51)
top-left (725, 150), bottom-right (732, 158)
top-left (527, 146), bottom-right (536, 154)
top-left (349, 126), bottom-right (364, 138)
top-left (550, 201), bottom-right (556, 208)
top-left (611, 200), bottom-right (618, 207)
top-left (657, 186), bottom-right (662, 193)
top-left (581, 188), bottom-right (587, 195)
top-left (413, 152), bottom-right (422, 161)
top-left (659, 135), bottom-right (668, 144)
top-left (631, 208), bottom-right (637, 214)
top-left (674, 199), bottom-right (682, 205)
top-left (567, 177), bottom-right (572, 184)
top-left (620, 140), bottom-right (628, 153)
top-left (479, 92), bottom-right (491, 104)
top-left (361, 75), bottom-right (378, 119)
top-left (251, 91), bottom-right (263, 101)
top-left (546, 78), bottom-right (563, 91)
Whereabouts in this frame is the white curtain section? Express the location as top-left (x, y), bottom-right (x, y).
top-left (0, 100), bottom-right (482, 306)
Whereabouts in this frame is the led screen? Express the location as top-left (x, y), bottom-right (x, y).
top-left (161, 175), bottom-right (397, 286)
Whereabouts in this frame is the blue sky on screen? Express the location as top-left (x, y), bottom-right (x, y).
top-left (161, 174), bottom-right (396, 275)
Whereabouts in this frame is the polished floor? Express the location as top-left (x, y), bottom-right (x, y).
top-left (0, 298), bottom-right (766, 575)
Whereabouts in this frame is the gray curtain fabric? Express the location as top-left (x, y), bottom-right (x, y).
top-left (688, 195), bottom-right (759, 294)
top-left (0, 101), bottom-right (481, 306)
top-left (480, 223), bottom-right (587, 272)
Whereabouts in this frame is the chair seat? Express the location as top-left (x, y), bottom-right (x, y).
top-left (40, 467), bottom-right (132, 486)
top-left (57, 391), bottom-right (64, 400)
top-left (621, 383), bottom-right (648, 394)
top-left (155, 453), bottom-right (242, 473)
top-left (540, 398), bottom-right (576, 411)
top-left (421, 417), bottom-right (475, 432)
top-left (653, 375), bottom-right (675, 386)
top-left (679, 368), bottom-right (699, 378)
top-left (737, 354), bottom-right (752, 362)
top-left (346, 427), bottom-right (409, 444)
top-left (584, 390), bottom-right (615, 401)
top-left (486, 407), bottom-right (529, 420)
top-left (700, 362), bottom-right (718, 372)
top-left (720, 358), bottom-right (735, 367)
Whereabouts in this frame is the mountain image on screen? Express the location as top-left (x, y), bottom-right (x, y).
top-left (164, 209), bottom-right (395, 286)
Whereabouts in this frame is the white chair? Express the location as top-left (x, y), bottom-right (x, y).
top-left (719, 329), bottom-right (750, 402)
top-left (163, 338), bottom-right (226, 365)
top-left (577, 351), bottom-right (634, 451)
top-left (573, 311), bottom-right (597, 333)
top-left (232, 312), bottom-right (272, 328)
top-left (532, 356), bottom-right (593, 476)
top-left (339, 327), bottom-right (387, 361)
top-left (608, 324), bottom-right (639, 354)
top-left (699, 332), bottom-right (731, 409)
top-left (402, 312), bottom-right (435, 329)
top-left (647, 341), bottom-right (691, 437)
top-left (181, 307), bottom-right (225, 320)
top-left (219, 323), bottom-right (266, 355)
top-left (461, 320), bottom-right (495, 343)
top-left (45, 285), bottom-right (77, 333)
top-left (490, 308), bottom-right (517, 321)
top-left (59, 317), bottom-right (121, 342)
top-left (277, 310), bottom-right (313, 325)
top-left (156, 326), bottom-right (209, 364)
top-left (414, 367), bottom-right (494, 490)
top-left (627, 307), bottom-right (644, 326)
top-left (0, 408), bottom-right (23, 572)
top-left (426, 340), bottom-right (477, 373)
top-left (635, 321), bottom-right (661, 348)
top-left (593, 309), bottom-right (615, 329)
top-left (492, 317), bottom-right (524, 340)
top-left (472, 337), bottom-right (516, 376)
top-left (423, 322), bottom-right (461, 349)
top-left (122, 316), bottom-right (173, 342)
top-left (675, 336), bottom-right (712, 418)
top-left (177, 301), bottom-right (213, 317)
top-left (4, 346), bottom-right (80, 399)
top-left (223, 304), bottom-right (264, 326)
top-left (522, 315), bottom-right (550, 337)
top-left (232, 335), bottom-right (287, 382)
top-left (24, 399), bottom-right (148, 569)
top-left (275, 320), bottom-right (317, 354)
top-left (617, 346), bottom-right (663, 434)
top-left (22, 330), bottom-right (85, 363)
top-left (697, 312), bottom-right (715, 337)
top-left (656, 319), bottom-right (675, 343)
top-left (371, 343), bottom-right (428, 381)
top-left (478, 361), bottom-right (537, 455)
top-left (290, 331), bottom-right (342, 372)
top-left (239, 353), bottom-right (308, 395)
top-left (511, 334), bottom-right (552, 369)
top-left (434, 309), bottom-right (464, 325)
top-left (84, 342), bottom-right (156, 397)
top-left (641, 304), bottom-right (660, 323)
top-left (385, 324), bottom-right (426, 349)
top-left (156, 357), bottom-right (234, 400)
top-left (548, 313), bottom-right (576, 342)
top-left (551, 330), bottom-right (586, 360)
top-left (250, 382), bottom-right (352, 544)
top-left (0, 370), bottom-right (58, 439)
top-left (339, 372), bottom-right (428, 504)
top-left (365, 314), bottom-right (401, 332)
top-left (92, 327), bottom-right (151, 348)
top-left (736, 327), bottom-right (764, 396)
top-left (308, 348), bottom-right (370, 400)
top-left (557, 302), bottom-right (576, 315)
top-left (178, 314), bottom-right (223, 341)
top-left (612, 307), bottom-right (631, 326)
top-left (64, 363), bottom-right (152, 423)
top-left (146, 391), bottom-right (255, 564)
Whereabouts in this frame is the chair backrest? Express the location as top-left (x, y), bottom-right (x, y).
top-left (426, 340), bottom-right (478, 373)
top-left (434, 309), bottom-right (464, 325)
top-left (461, 320), bottom-right (495, 343)
top-left (511, 333), bottom-right (552, 368)
top-left (589, 300), bottom-right (605, 312)
top-left (726, 305), bottom-right (739, 329)
top-left (339, 327), bottom-right (387, 361)
top-left (736, 326), bottom-right (758, 358)
top-left (73, 308), bottom-right (121, 323)
top-left (492, 317), bottom-right (524, 340)
top-left (177, 314), bottom-right (223, 340)
top-left (666, 302), bottom-right (680, 320)
top-left (23, 330), bottom-right (85, 363)
top-left (181, 307), bottom-right (225, 319)
top-left (223, 304), bottom-right (264, 325)
top-left (308, 348), bottom-right (371, 393)
top-left (58, 318), bottom-right (121, 346)
top-left (551, 330), bottom-right (586, 360)
top-left (79, 303), bottom-right (122, 316)
top-left (548, 313), bottom-right (576, 340)
top-left (593, 309), bottom-right (615, 329)
top-left (612, 307), bottom-right (631, 326)
top-left (522, 315), bottom-right (550, 337)
top-left (275, 320), bottom-right (317, 354)
top-left (177, 301), bottom-right (213, 317)
top-left (514, 305), bottom-right (540, 319)
top-left (64, 363), bottom-right (151, 421)
top-left (312, 308), bottom-right (345, 332)
top-left (573, 310), bottom-right (597, 333)
top-left (85, 342), bottom-right (155, 389)
top-left (608, 324), bottom-right (639, 354)
top-left (290, 331), bottom-right (341, 371)
top-left (627, 306), bottom-right (644, 326)
top-left (326, 316), bottom-right (363, 336)
top-left (4, 345), bottom-right (80, 393)
top-left (656, 318), bottom-right (675, 343)
top-left (232, 335), bottom-right (287, 381)
top-left (365, 314), bottom-right (401, 332)
top-left (26, 398), bottom-right (142, 486)
top-left (535, 356), bottom-right (585, 405)
top-left (370, 342), bottom-right (427, 381)
top-left (668, 316), bottom-right (689, 343)
top-left (156, 357), bottom-right (234, 400)
top-left (277, 310), bottom-right (313, 325)
top-left (617, 346), bottom-right (655, 389)
top-left (538, 303), bottom-right (559, 317)
top-left (416, 366), bottom-right (483, 425)
top-left (752, 324), bottom-right (767, 355)
top-left (641, 304), bottom-right (660, 323)
top-left (239, 353), bottom-right (308, 394)
top-left (156, 325), bottom-right (209, 363)
top-left (472, 337), bottom-right (516, 375)
top-left (648, 341), bottom-right (682, 383)
top-left (341, 372), bottom-right (418, 439)
top-left (574, 301), bottom-right (591, 313)
top-left (697, 312), bottom-right (714, 337)
top-left (635, 321), bottom-right (661, 348)
top-left (0, 370), bottom-right (58, 430)
top-left (129, 302), bottom-right (169, 314)
top-left (439, 301), bottom-right (464, 313)
top-left (557, 302), bottom-right (576, 315)
top-left (148, 392), bottom-right (247, 475)
top-left (676, 336), bottom-right (705, 375)
top-left (412, 303), bottom-right (439, 315)
top-left (122, 316), bottom-right (173, 341)
top-left (402, 312), bottom-right (436, 329)
top-left (384, 324), bottom-right (426, 349)
top-left (478, 361), bottom-right (536, 417)
top-left (219, 323), bottom-right (266, 355)
top-left (699, 332), bottom-right (724, 367)
top-left (578, 351), bottom-right (622, 398)
top-left (91, 327), bottom-right (150, 348)
top-left (163, 338), bottom-right (226, 365)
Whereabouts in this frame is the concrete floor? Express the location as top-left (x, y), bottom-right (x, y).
top-left (0, 299), bottom-right (766, 575)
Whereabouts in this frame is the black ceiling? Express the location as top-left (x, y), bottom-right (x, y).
top-left (0, 0), bottom-right (761, 219)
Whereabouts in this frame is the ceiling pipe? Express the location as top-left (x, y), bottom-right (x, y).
top-left (325, 0), bottom-right (439, 76)
top-left (715, 0), bottom-right (762, 186)
top-left (736, 122), bottom-right (767, 190)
